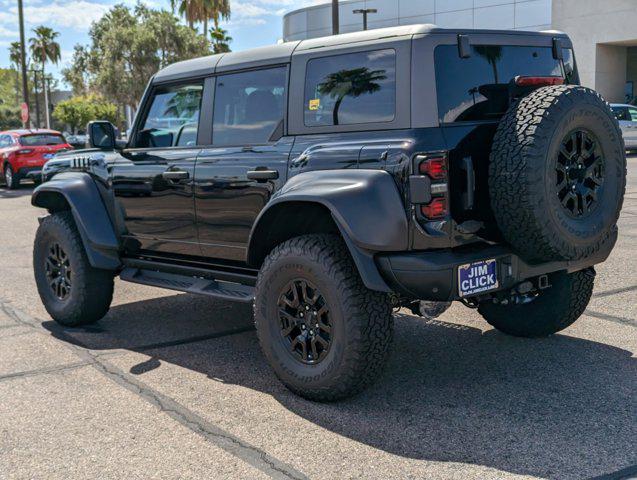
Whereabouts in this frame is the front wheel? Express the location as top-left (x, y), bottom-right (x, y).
top-left (478, 269), bottom-right (595, 337)
top-left (34, 211), bottom-right (114, 326)
top-left (254, 234), bottom-right (394, 402)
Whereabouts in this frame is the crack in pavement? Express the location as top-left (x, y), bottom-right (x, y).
top-left (585, 310), bottom-right (636, 328)
top-left (0, 361), bottom-right (92, 383)
top-left (593, 285), bottom-right (637, 298)
top-left (0, 299), bottom-right (308, 480)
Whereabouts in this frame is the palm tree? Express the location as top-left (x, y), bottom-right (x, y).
top-left (9, 42), bottom-right (22, 104)
top-left (317, 67), bottom-right (387, 125)
top-left (474, 45), bottom-right (503, 84)
top-left (207, 0), bottom-right (230, 35)
top-left (29, 26), bottom-right (61, 129)
top-left (177, 0), bottom-right (201, 29)
top-left (210, 26), bottom-right (231, 53)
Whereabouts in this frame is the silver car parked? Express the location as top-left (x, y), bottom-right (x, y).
top-left (611, 103), bottom-right (637, 151)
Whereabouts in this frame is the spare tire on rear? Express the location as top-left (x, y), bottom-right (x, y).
top-left (489, 85), bottom-right (626, 262)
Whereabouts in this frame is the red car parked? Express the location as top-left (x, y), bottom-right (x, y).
top-left (0, 129), bottom-right (72, 189)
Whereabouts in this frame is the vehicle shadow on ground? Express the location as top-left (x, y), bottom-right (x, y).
top-left (43, 293), bottom-right (637, 479)
top-left (0, 186), bottom-right (34, 198)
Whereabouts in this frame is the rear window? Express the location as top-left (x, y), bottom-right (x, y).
top-left (434, 45), bottom-right (568, 123)
top-left (19, 134), bottom-right (66, 146)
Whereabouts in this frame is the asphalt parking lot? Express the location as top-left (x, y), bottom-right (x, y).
top-left (0, 159), bottom-right (635, 480)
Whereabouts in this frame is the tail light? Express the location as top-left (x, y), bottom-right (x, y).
top-left (421, 197), bottom-right (447, 219)
top-left (16, 149), bottom-right (34, 155)
top-left (515, 76), bottom-right (564, 87)
top-left (413, 152), bottom-right (449, 220)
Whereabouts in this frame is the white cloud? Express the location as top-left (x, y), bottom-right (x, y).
top-left (0, 26), bottom-right (17, 38)
top-left (22, 1), bottom-right (110, 31)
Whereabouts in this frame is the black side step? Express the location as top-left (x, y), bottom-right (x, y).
top-left (120, 267), bottom-right (255, 303)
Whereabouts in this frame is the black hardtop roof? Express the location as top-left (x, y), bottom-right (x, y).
top-left (153, 24), bottom-right (568, 84)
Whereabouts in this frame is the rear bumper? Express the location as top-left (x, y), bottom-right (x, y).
top-left (17, 166), bottom-right (42, 180)
top-left (376, 233), bottom-right (616, 301)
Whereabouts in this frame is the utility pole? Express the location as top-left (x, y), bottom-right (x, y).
top-left (17, 0), bottom-right (30, 128)
top-left (30, 69), bottom-right (41, 128)
top-left (43, 72), bottom-right (50, 129)
top-left (331, 0), bottom-right (339, 35)
top-left (353, 8), bottom-right (377, 31)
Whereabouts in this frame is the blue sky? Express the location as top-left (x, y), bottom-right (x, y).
top-left (0, 0), bottom-right (323, 87)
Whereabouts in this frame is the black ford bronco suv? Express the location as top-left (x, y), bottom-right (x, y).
top-left (32, 25), bottom-right (626, 401)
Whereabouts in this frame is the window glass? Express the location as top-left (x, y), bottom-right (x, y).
top-left (562, 48), bottom-right (578, 85)
top-left (136, 83), bottom-right (203, 148)
top-left (212, 67), bottom-right (287, 146)
top-left (19, 134), bottom-right (65, 146)
top-left (304, 49), bottom-right (396, 127)
top-left (0, 135), bottom-right (11, 147)
top-left (434, 45), bottom-right (564, 123)
top-left (628, 108), bottom-right (637, 122)
top-left (612, 106), bottom-right (629, 121)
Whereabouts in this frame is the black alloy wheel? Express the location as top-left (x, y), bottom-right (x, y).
top-left (45, 242), bottom-right (72, 300)
top-left (278, 279), bottom-right (332, 364)
top-left (556, 129), bottom-right (605, 218)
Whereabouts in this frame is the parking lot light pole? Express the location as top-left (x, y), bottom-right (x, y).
top-left (332, 0), bottom-right (339, 35)
top-left (353, 8), bottom-right (377, 31)
top-left (17, 0), bottom-right (30, 128)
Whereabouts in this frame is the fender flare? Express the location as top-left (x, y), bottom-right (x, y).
top-left (248, 170), bottom-right (409, 292)
top-left (31, 172), bottom-right (121, 270)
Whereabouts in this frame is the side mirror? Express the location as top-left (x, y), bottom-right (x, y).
top-left (88, 121), bottom-right (118, 150)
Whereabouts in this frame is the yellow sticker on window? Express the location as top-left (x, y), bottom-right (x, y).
top-left (308, 99), bottom-right (320, 111)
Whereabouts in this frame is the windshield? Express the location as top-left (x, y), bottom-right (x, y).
top-left (19, 134), bottom-right (66, 146)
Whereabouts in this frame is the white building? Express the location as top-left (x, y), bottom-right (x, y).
top-left (283, 0), bottom-right (552, 42)
top-left (283, 0), bottom-right (637, 104)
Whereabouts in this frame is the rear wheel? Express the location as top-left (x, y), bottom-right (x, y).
top-left (34, 211), bottom-right (114, 326)
top-left (4, 165), bottom-right (19, 189)
top-left (478, 269), bottom-right (595, 338)
top-left (254, 234), bottom-right (394, 402)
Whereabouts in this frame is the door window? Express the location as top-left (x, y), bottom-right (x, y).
top-left (628, 108), bottom-right (637, 122)
top-left (304, 49), bottom-right (396, 127)
top-left (212, 67), bottom-right (287, 146)
top-left (135, 83), bottom-right (203, 148)
top-left (612, 106), bottom-right (629, 121)
top-left (0, 135), bottom-right (12, 147)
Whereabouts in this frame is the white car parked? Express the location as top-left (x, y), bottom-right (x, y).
top-left (611, 103), bottom-right (637, 151)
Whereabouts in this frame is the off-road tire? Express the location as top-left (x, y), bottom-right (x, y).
top-left (478, 269), bottom-right (594, 338)
top-left (490, 85), bottom-right (626, 262)
top-left (254, 234), bottom-right (393, 402)
top-left (4, 164), bottom-right (19, 189)
top-left (34, 211), bottom-right (114, 326)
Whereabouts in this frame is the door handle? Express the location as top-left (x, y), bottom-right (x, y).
top-left (246, 169), bottom-right (279, 181)
top-left (162, 170), bottom-right (189, 180)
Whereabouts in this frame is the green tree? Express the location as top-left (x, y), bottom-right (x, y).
top-left (317, 67), bottom-right (387, 125)
top-left (29, 26), bottom-right (61, 128)
top-left (9, 42), bottom-right (22, 104)
top-left (53, 94), bottom-right (117, 133)
top-left (0, 105), bottom-right (21, 130)
top-left (62, 45), bottom-right (91, 95)
top-left (210, 26), bottom-right (232, 53)
top-left (81, 4), bottom-right (209, 109)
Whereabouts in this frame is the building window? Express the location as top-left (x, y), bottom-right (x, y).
top-left (304, 49), bottom-right (396, 127)
top-left (212, 67), bottom-right (287, 146)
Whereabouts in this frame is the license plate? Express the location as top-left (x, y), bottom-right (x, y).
top-left (43, 153), bottom-right (54, 159)
top-left (458, 259), bottom-right (499, 297)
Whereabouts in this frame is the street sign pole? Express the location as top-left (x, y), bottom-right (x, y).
top-left (17, 0), bottom-right (30, 128)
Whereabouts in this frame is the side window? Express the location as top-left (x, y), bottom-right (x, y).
top-left (629, 108), bottom-right (637, 122)
top-left (135, 83), bottom-right (203, 148)
top-left (304, 49), bottom-right (396, 127)
top-left (212, 67), bottom-right (287, 146)
top-left (0, 135), bottom-right (10, 147)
